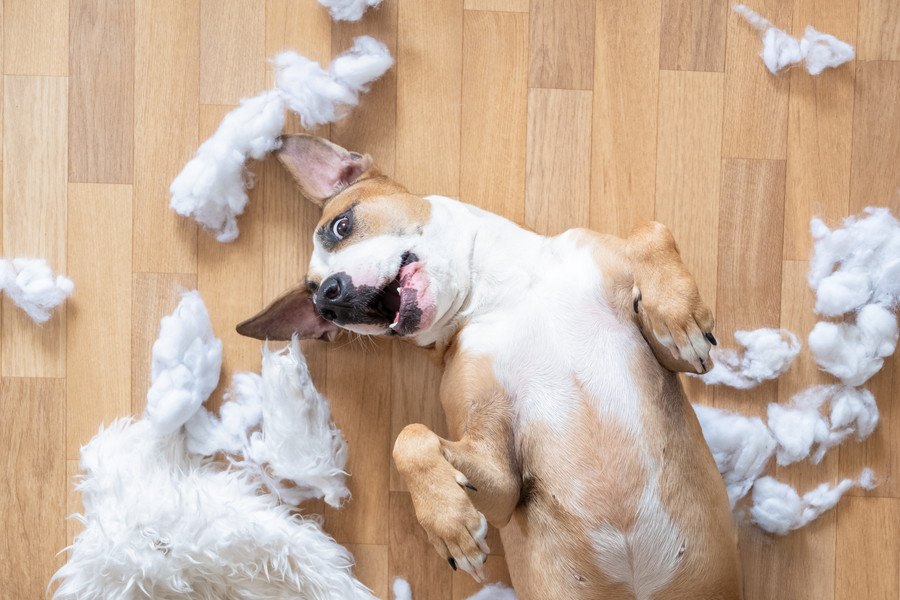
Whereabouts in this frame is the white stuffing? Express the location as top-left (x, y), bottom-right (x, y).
top-left (0, 257), bottom-right (74, 323)
top-left (697, 328), bottom-right (801, 389)
top-left (145, 292), bottom-right (223, 435)
top-left (807, 208), bottom-right (900, 386)
top-left (767, 385), bottom-right (878, 466)
top-left (187, 340), bottom-right (350, 507)
top-left (392, 578), bottom-right (516, 600)
top-left (734, 4), bottom-right (855, 75)
top-left (693, 404), bottom-right (776, 507)
top-left (318, 0), bottom-right (382, 22)
top-left (53, 293), bottom-right (374, 599)
top-left (170, 36), bottom-right (393, 242)
top-left (751, 469), bottom-right (876, 535)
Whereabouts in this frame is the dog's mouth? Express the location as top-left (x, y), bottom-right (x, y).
top-left (366, 251), bottom-right (425, 336)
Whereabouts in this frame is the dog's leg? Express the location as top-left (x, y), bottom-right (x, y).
top-left (625, 221), bottom-right (717, 374)
top-left (393, 359), bottom-right (519, 582)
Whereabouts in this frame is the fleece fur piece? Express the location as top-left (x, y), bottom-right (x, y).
top-left (53, 293), bottom-right (372, 599)
top-left (0, 257), bottom-right (73, 323)
top-left (187, 340), bottom-right (350, 507)
top-left (170, 36), bottom-right (393, 242)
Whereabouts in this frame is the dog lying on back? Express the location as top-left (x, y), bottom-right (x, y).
top-left (238, 135), bottom-right (742, 599)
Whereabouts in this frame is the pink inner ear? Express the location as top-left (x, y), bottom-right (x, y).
top-left (275, 135), bottom-right (369, 205)
top-left (236, 287), bottom-right (340, 342)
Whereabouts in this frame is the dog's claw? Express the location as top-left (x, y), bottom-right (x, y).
top-left (463, 482), bottom-right (478, 492)
top-left (705, 332), bottom-right (717, 346)
top-left (448, 557), bottom-right (457, 571)
top-left (699, 356), bottom-right (706, 372)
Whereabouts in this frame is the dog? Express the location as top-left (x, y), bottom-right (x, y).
top-left (237, 134), bottom-right (743, 599)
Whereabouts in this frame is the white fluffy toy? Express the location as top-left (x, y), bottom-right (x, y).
top-left (0, 257), bottom-right (73, 323)
top-left (170, 36), bottom-right (393, 242)
top-left (697, 328), bottom-right (800, 389)
top-left (53, 292), bottom-right (370, 599)
top-left (318, 0), bottom-right (382, 22)
top-left (734, 4), bottom-right (855, 75)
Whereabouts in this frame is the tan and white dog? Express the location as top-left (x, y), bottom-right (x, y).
top-left (238, 135), bottom-right (742, 599)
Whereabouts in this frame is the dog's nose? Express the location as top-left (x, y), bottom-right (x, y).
top-left (317, 273), bottom-right (353, 321)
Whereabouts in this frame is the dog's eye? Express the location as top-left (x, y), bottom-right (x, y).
top-left (332, 216), bottom-right (352, 239)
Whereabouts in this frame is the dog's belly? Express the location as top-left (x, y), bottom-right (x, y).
top-left (459, 238), bottom-right (740, 599)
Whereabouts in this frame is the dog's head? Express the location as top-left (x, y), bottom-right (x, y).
top-left (237, 134), bottom-right (466, 343)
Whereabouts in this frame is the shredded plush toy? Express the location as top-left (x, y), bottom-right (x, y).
top-left (392, 578), bottom-right (517, 600)
top-left (317, 0), bottom-right (381, 21)
top-left (0, 257), bottom-right (73, 323)
top-left (53, 293), bottom-right (370, 599)
top-left (697, 328), bottom-right (800, 389)
top-left (733, 4), bottom-right (855, 75)
top-left (170, 37), bottom-right (393, 242)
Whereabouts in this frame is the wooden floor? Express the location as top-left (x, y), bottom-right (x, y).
top-left (1, 0), bottom-right (899, 598)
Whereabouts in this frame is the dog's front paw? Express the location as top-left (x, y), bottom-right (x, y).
top-left (408, 461), bottom-right (490, 582)
top-left (633, 273), bottom-right (716, 374)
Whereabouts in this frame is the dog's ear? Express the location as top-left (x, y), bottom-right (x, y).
top-left (236, 286), bottom-right (340, 342)
top-left (275, 134), bottom-right (373, 207)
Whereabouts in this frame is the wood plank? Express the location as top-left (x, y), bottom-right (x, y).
top-left (722, 0), bottom-right (791, 159)
top-left (390, 341), bottom-right (446, 492)
top-left (849, 61), bottom-right (900, 215)
top-left (346, 543), bottom-right (389, 599)
top-left (197, 105), bottom-right (264, 408)
top-left (459, 9), bottom-right (528, 223)
top-left (68, 0), bottom-right (134, 183)
top-left (525, 88), bottom-right (592, 235)
top-left (715, 158), bottom-right (785, 413)
top-left (753, 259), bottom-right (843, 600)
top-left (389, 491), bottom-right (453, 600)
top-left (2, 75), bottom-right (68, 378)
top-left (133, 0), bottom-right (199, 273)
top-left (199, 0), bottom-right (265, 105)
top-left (655, 70), bottom-right (723, 407)
top-left (131, 272), bottom-right (198, 414)
top-left (835, 497), bottom-right (900, 599)
top-left (528, 0), bottom-right (594, 90)
top-left (783, 0), bottom-right (855, 260)
top-left (66, 183), bottom-right (132, 458)
top-left (857, 0), bottom-right (900, 60)
top-left (591, 0), bottom-right (660, 236)
top-left (465, 0), bottom-right (529, 11)
top-left (0, 378), bottom-right (65, 596)
top-left (659, 0), bottom-right (727, 72)
top-left (331, 0), bottom-right (398, 177)
top-left (264, 0), bottom-right (332, 88)
top-left (324, 338), bottom-right (392, 545)
top-left (3, 0), bottom-right (68, 76)
top-left (396, 0), bottom-right (462, 196)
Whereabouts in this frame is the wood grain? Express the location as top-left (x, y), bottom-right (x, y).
top-left (199, 0), bottom-right (265, 104)
top-left (659, 0), bottom-right (727, 72)
top-left (460, 9), bottom-right (528, 222)
top-left (529, 0), bottom-right (594, 90)
top-left (2, 75), bottom-right (68, 378)
top-left (722, 0), bottom-right (791, 159)
top-left (66, 183), bottom-right (132, 458)
top-left (715, 158), bottom-right (785, 413)
top-left (68, 0), bottom-right (134, 184)
top-left (0, 378), bottom-right (65, 596)
top-left (3, 0), bottom-right (68, 76)
top-left (465, 0), bottom-right (529, 11)
top-left (858, 0), bottom-right (900, 60)
top-left (396, 0), bottom-right (462, 196)
top-left (849, 61), bottom-right (900, 214)
top-left (591, 0), bottom-right (660, 236)
top-left (525, 88), bottom-right (592, 234)
top-left (835, 497), bottom-right (900, 599)
top-left (783, 0), bottom-right (856, 261)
